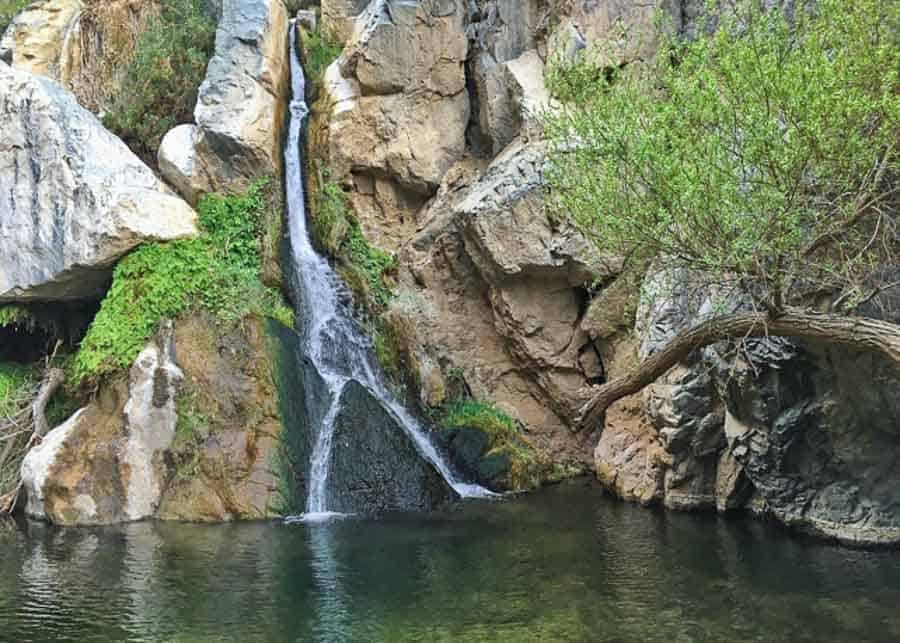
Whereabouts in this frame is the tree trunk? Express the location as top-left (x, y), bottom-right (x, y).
top-left (577, 309), bottom-right (900, 430)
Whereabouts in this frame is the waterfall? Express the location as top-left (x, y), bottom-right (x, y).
top-left (283, 22), bottom-right (492, 521)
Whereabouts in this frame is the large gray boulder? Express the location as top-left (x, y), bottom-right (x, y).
top-left (158, 0), bottom-right (290, 205)
top-left (326, 381), bottom-right (457, 514)
top-left (0, 62), bottom-right (197, 302)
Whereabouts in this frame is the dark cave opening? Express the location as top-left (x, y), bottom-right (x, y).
top-left (0, 301), bottom-right (101, 364)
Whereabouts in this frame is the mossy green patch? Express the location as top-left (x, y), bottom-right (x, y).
top-left (440, 397), bottom-right (558, 491)
top-left (0, 362), bottom-right (34, 419)
top-left (301, 24), bottom-right (343, 90)
top-left (311, 173), bottom-right (397, 311)
top-left (0, 0), bottom-right (29, 34)
top-left (72, 180), bottom-right (294, 384)
top-left (0, 305), bottom-right (32, 329)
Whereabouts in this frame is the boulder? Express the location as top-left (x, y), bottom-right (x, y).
top-left (158, 0), bottom-right (290, 205)
top-left (1, 0), bottom-right (163, 114)
top-left (326, 381), bottom-right (457, 514)
top-left (0, 62), bottom-right (197, 302)
top-left (20, 315), bottom-right (287, 526)
top-left (21, 324), bottom-right (183, 525)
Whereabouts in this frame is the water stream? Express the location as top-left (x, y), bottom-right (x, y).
top-left (283, 23), bottom-right (490, 521)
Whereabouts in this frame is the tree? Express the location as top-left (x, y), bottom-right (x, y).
top-left (544, 0), bottom-right (899, 429)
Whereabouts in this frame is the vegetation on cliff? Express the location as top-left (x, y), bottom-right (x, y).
top-left (0, 0), bottom-right (28, 35)
top-left (545, 0), bottom-right (899, 428)
top-left (72, 180), bottom-right (293, 384)
top-left (301, 23), bottom-right (343, 91)
top-left (103, 0), bottom-right (215, 162)
top-left (311, 171), bottom-right (397, 310)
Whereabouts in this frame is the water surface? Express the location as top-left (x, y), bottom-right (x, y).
top-left (2, 480), bottom-right (899, 642)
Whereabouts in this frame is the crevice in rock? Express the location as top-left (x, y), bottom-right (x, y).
top-left (0, 301), bottom-right (99, 363)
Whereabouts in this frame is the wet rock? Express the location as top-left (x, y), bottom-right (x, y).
top-left (436, 426), bottom-right (511, 491)
top-left (158, 0), bottom-right (290, 204)
top-left (326, 381), bottom-right (458, 514)
top-left (0, 62), bottom-right (197, 302)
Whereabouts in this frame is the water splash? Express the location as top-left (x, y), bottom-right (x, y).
top-left (282, 22), bottom-right (494, 523)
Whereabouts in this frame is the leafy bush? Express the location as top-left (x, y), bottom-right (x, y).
top-left (0, 0), bottom-right (29, 35)
top-left (103, 0), bottom-right (215, 162)
top-left (302, 24), bottom-right (343, 88)
top-left (441, 399), bottom-right (518, 443)
top-left (544, 0), bottom-right (899, 313)
top-left (72, 180), bottom-right (294, 383)
top-left (0, 362), bottom-right (33, 419)
top-left (0, 306), bottom-right (31, 329)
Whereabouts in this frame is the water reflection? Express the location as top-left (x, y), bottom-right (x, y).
top-left (2, 482), bottom-right (900, 642)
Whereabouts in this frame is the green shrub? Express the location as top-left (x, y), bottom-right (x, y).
top-left (302, 24), bottom-right (343, 88)
top-left (103, 0), bottom-right (215, 162)
top-left (0, 0), bottom-right (29, 35)
top-left (72, 180), bottom-right (294, 383)
top-left (0, 362), bottom-right (33, 419)
top-left (0, 305), bottom-right (31, 329)
top-left (441, 399), bottom-right (518, 443)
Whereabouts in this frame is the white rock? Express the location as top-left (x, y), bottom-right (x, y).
top-left (0, 63), bottom-right (198, 302)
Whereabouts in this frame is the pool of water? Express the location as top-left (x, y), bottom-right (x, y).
top-left (2, 479), bottom-right (899, 642)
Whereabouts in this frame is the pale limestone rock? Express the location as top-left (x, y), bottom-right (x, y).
top-left (122, 324), bottom-right (184, 521)
top-left (0, 0), bottom-right (83, 80)
top-left (159, 0), bottom-right (290, 204)
top-left (20, 409), bottom-right (86, 521)
top-left (19, 326), bottom-right (181, 525)
top-left (320, 0), bottom-right (367, 44)
top-left (0, 62), bottom-right (197, 302)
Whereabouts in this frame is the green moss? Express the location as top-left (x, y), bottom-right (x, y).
top-left (441, 399), bottom-right (518, 444)
top-left (102, 0), bottom-right (215, 162)
top-left (0, 305), bottom-right (31, 329)
top-left (72, 180), bottom-right (294, 384)
top-left (0, 0), bottom-right (29, 35)
top-left (440, 397), bottom-right (559, 491)
top-left (311, 173), bottom-right (397, 311)
top-left (301, 24), bottom-right (343, 89)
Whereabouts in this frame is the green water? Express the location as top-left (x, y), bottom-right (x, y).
top-left (1, 480), bottom-right (899, 642)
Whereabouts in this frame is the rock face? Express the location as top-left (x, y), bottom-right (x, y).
top-left (158, 0), bottom-right (290, 205)
top-left (326, 381), bottom-right (457, 514)
top-left (21, 324), bottom-right (183, 525)
top-left (310, 0), bottom-right (470, 250)
top-left (0, 62), bottom-right (197, 302)
top-left (389, 141), bottom-right (616, 469)
top-left (320, 0), bottom-right (368, 44)
top-left (594, 270), bottom-right (900, 545)
top-left (1, 0), bottom-right (163, 113)
top-left (20, 316), bottom-right (286, 526)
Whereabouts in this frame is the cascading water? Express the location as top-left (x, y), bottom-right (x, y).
top-left (284, 23), bottom-right (492, 521)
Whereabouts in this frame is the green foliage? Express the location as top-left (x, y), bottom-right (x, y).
top-left (103, 0), bottom-right (215, 161)
top-left (440, 397), bottom-right (553, 491)
top-left (302, 24), bottom-right (343, 88)
top-left (0, 362), bottom-right (33, 419)
top-left (312, 174), bottom-right (397, 310)
top-left (441, 398), bottom-right (519, 443)
top-left (0, 0), bottom-right (29, 35)
top-left (546, 49), bottom-right (611, 104)
top-left (72, 180), bottom-right (294, 383)
top-left (0, 305), bottom-right (31, 329)
top-left (545, 0), bottom-right (899, 312)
